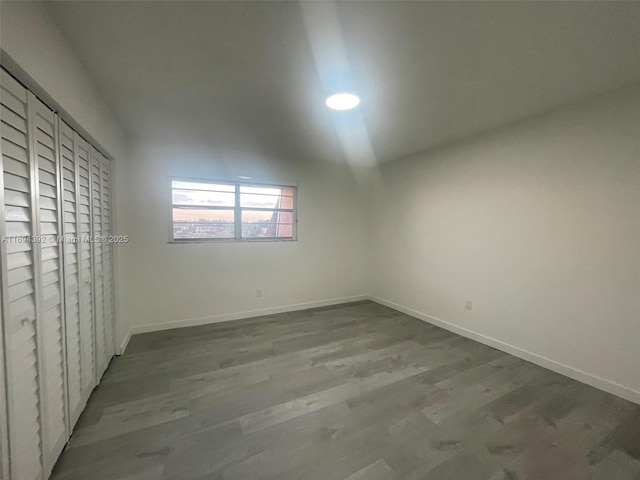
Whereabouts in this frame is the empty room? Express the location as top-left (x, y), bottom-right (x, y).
top-left (0, 1), bottom-right (639, 479)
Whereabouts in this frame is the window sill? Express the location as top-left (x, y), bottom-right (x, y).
top-left (168, 238), bottom-right (297, 244)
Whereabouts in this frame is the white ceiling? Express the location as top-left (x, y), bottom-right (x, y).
top-left (45, 1), bottom-right (640, 164)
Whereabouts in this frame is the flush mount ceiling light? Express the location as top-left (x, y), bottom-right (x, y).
top-left (326, 93), bottom-right (360, 111)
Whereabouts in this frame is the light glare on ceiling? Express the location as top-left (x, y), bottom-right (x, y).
top-left (326, 93), bottom-right (360, 110)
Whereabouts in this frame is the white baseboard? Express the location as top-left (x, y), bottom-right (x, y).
top-left (130, 294), bottom-right (370, 336)
top-left (370, 296), bottom-right (640, 406)
top-left (117, 328), bottom-right (132, 356)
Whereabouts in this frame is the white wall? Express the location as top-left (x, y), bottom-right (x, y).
top-left (369, 83), bottom-right (640, 402)
top-left (0, 1), bottom-right (132, 352)
top-left (125, 141), bottom-right (370, 333)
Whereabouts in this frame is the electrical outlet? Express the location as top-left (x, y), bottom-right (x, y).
top-left (465, 300), bottom-right (472, 311)
top-left (256, 289), bottom-right (263, 298)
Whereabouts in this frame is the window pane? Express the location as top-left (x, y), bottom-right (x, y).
top-left (240, 185), bottom-right (294, 209)
top-left (242, 223), bottom-right (294, 239)
top-left (172, 189), bottom-right (235, 207)
top-left (241, 209), bottom-right (294, 239)
top-left (173, 208), bottom-right (234, 239)
top-left (172, 181), bottom-right (235, 193)
top-left (172, 180), bottom-right (236, 207)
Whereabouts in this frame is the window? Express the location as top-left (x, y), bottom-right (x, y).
top-left (170, 178), bottom-right (297, 242)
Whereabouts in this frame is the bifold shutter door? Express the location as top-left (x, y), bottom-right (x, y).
top-left (2, 66), bottom-right (119, 479)
top-left (100, 154), bottom-right (116, 359)
top-left (76, 136), bottom-right (96, 397)
top-left (1, 69), bottom-right (46, 480)
top-left (31, 91), bottom-right (69, 476)
top-left (90, 148), bottom-right (108, 381)
top-left (0, 110), bottom-right (10, 480)
top-left (59, 120), bottom-right (86, 428)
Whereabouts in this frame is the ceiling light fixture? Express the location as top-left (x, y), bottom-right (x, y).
top-left (326, 93), bottom-right (360, 111)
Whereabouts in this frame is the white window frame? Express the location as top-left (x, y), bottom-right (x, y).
top-left (168, 177), bottom-right (298, 243)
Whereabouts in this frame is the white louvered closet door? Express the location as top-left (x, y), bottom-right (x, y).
top-left (2, 66), bottom-right (119, 480)
top-left (0, 127), bottom-right (12, 480)
top-left (59, 120), bottom-right (86, 428)
top-left (91, 147), bottom-right (108, 381)
top-left (1, 69), bottom-right (45, 480)
top-left (100, 154), bottom-right (116, 360)
top-left (76, 136), bottom-right (96, 396)
top-left (31, 92), bottom-right (69, 476)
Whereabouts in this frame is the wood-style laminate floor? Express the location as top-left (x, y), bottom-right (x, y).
top-left (52, 301), bottom-right (640, 480)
